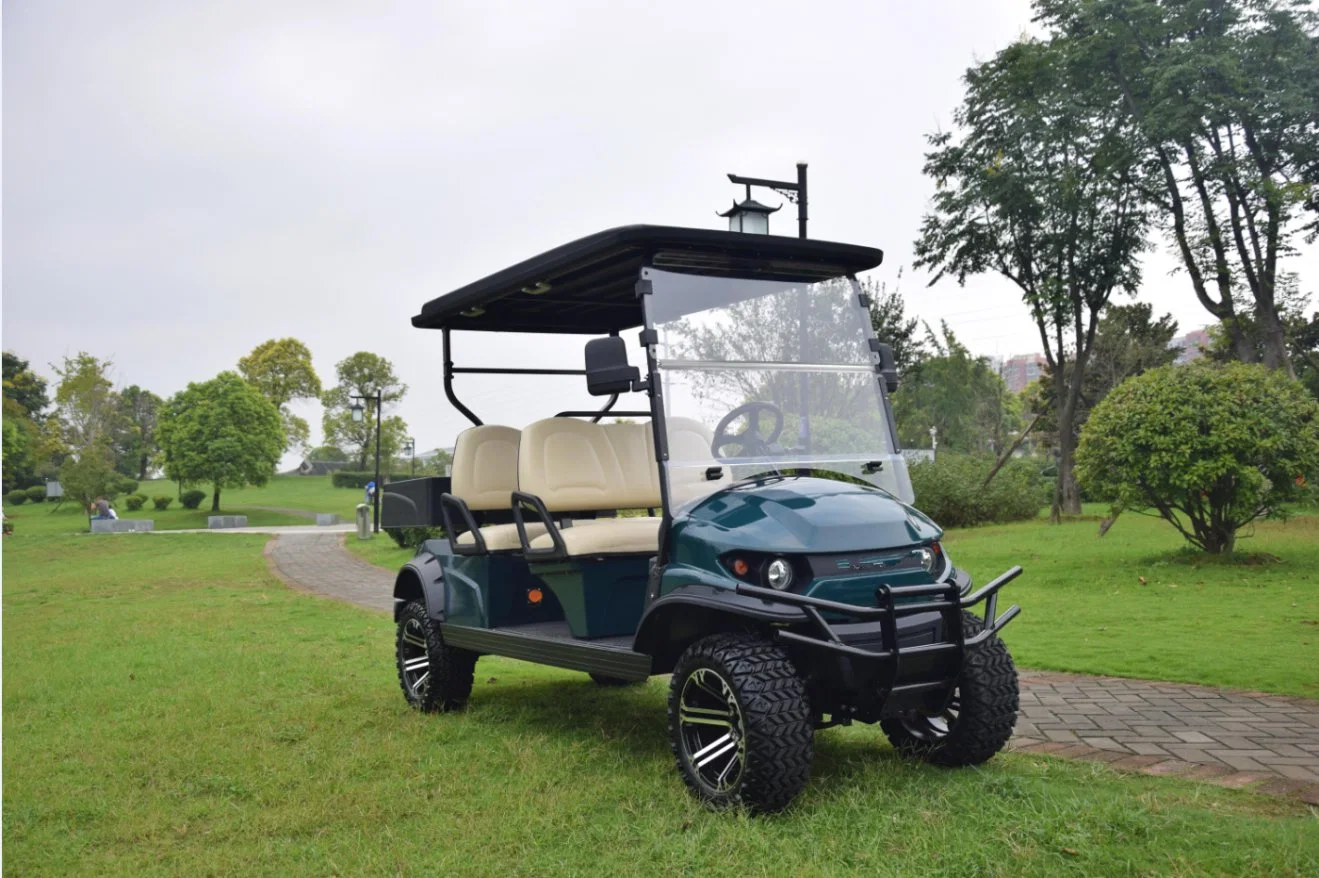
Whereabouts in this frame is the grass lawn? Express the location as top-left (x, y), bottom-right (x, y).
top-left (4, 529), bottom-right (1316, 876)
top-left (945, 510), bottom-right (1319, 698)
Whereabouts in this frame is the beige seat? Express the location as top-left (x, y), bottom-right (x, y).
top-left (520, 418), bottom-right (662, 556)
top-left (448, 425), bottom-right (545, 551)
top-left (665, 416), bottom-right (731, 507)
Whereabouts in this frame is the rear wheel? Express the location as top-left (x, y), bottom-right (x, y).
top-left (881, 612), bottom-right (1018, 765)
top-left (396, 600), bottom-right (477, 713)
top-left (668, 633), bottom-right (813, 813)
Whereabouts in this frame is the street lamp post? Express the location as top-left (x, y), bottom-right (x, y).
top-left (404, 437), bottom-right (416, 477)
top-left (350, 390), bottom-right (383, 533)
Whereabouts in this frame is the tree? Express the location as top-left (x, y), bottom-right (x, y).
top-left (893, 323), bottom-right (1021, 454)
top-left (307, 444), bottom-right (348, 461)
top-left (2, 403), bottom-right (35, 492)
top-left (914, 38), bottom-right (1150, 519)
top-left (111, 386), bottom-right (163, 480)
top-left (3, 352), bottom-right (49, 420)
top-left (1038, 0), bottom-right (1319, 376)
top-left (863, 270), bottom-right (927, 376)
top-left (1026, 302), bottom-right (1180, 454)
top-left (157, 372), bottom-right (285, 512)
top-left (238, 338), bottom-right (322, 454)
top-left (58, 443), bottom-right (124, 510)
top-left (321, 353), bottom-right (408, 470)
top-left (52, 353), bottom-right (122, 452)
top-left (1204, 279), bottom-right (1319, 398)
top-left (1076, 361), bottom-right (1319, 553)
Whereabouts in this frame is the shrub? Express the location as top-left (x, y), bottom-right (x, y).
top-left (908, 453), bottom-right (1047, 528)
top-left (387, 526), bottom-right (444, 549)
top-left (106, 475), bottom-right (138, 500)
top-left (25, 485), bottom-right (47, 503)
top-left (6, 489), bottom-right (29, 506)
top-left (152, 496), bottom-right (174, 510)
top-left (332, 471), bottom-right (415, 489)
top-left (179, 489), bottom-right (207, 510)
top-left (123, 494), bottom-right (147, 511)
top-left (1076, 362), bottom-right (1319, 554)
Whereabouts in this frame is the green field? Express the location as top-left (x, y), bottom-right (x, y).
top-left (4, 527), bottom-right (1316, 876)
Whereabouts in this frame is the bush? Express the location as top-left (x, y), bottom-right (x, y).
top-left (908, 453), bottom-right (1047, 528)
top-left (6, 489), bottom-right (29, 506)
top-left (107, 475), bottom-right (138, 500)
top-left (152, 496), bottom-right (173, 510)
top-left (387, 526), bottom-right (444, 549)
top-left (25, 485), bottom-right (47, 503)
top-left (179, 489), bottom-right (207, 510)
top-left (332, 471), bottom-right (415, 489)
top-left (123, 494), bottom-right (147, 511)
top-left (1077, 362), bottom-right (1319, 554)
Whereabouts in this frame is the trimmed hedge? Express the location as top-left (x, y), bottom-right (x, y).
top-left (332, 471), bottom-right (414, 489)
top-left (908, 454), bottom-right (1047, 529)
top-left (6, 490), bottom-right (29, 506)
top-left (180, 489), bottom-right (207, 510)
top-left (123, 494), bottom-right (148, 511)
top-left (152, 496), bottom-right (174, 510)
top-left (25, 485), bottom-right (47, 503)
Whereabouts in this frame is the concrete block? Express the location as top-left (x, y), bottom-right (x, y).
top-left (315, 513), bottom-right (340, 526)
top-left (90, 519), bottom-right (153, 533)
top-left (207, 515), bottom-right (248, 529)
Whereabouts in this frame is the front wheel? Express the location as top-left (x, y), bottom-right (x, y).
top-left (668, 633), bottom-right (813, 813)
top-left (881, 612), bottom-right (1018, 766)
top-left (396, 600), bottom-right (477, 713)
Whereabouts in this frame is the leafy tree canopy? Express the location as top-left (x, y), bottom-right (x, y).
top-left (158, 372), bottom-right (285, 512)
top-left (321, 353), bottom-right (409, 471)
top-left (3, 352), bottom-right (49, 420)
top-left (111, 386), bottom-right (163, 481)
top-left (238, 338), bottom-right (322, 455)
top-left (1076, 361), bottom-right (1319, 553)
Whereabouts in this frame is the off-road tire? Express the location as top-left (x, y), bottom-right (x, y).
top-left (668, 633), bottom-right (813, 813)
top-left (396, 600), bottom-right (477, 713)
top-left (588, 673), bottom-right (643, 687)
top-left (881, 612), bottom-right (1018, 766)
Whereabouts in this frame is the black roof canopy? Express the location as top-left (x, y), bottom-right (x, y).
top-left (412, 225), bottom-right (884, 335)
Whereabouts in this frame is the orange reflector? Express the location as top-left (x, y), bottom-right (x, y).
top-left (527, 588), bottom-right (544, 605)
top-left (732, 558), bottom-right (749, 577)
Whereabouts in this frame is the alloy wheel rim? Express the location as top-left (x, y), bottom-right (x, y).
top-left (678, 667), bottom-right (747, 794)
top-left (901, 689), bottom-right (961, 741)
top-left (399, 618), bottom-right (430, 697)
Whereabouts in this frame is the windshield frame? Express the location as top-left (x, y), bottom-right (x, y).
top-left (639, 265), bottom-right (907, 524)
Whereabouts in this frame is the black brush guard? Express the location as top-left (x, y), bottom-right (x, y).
top-left (734, 566), bottom-right (1022, 717)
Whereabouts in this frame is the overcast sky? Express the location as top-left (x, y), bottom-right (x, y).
top-left (4, 0), bottom-right (1314, 467)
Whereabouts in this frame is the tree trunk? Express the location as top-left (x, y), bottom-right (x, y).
top-left (1221, 316), bottom-right (1257, 364)
top-left (211, 485), bottom-right (221, 512)
top-left (983, 411), bottom-right (1043, 489)
top-left (1057, 428), bottom-right (1082, 516)
top-left (1256, 305), bottom-right (1296, 378)
top-left (1203, 526), bottom-right (1236, 555)
top-left (138, 454), bottom-right (149, 482)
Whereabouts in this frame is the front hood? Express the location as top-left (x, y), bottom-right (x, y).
top-left (671, 475), bottom-right (941, 556)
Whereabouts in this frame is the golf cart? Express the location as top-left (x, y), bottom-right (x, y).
top-left (384, 225), bottom-right (1022, 812)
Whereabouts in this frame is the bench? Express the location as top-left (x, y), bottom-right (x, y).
top-left (91, 519), bottom-right (154, 533)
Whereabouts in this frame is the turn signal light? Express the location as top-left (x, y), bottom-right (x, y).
top-left (527, 588), bottom-right (544, 605)
top-left (731, 558), bottom-right (750, 577)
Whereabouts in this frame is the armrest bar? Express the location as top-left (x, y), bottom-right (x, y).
top-left (511, 491), bottom-right (567, 559)
top-left (439, 493), bottom-right (486, 555)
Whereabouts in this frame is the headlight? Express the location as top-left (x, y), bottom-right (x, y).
top-left (918, 543), bottom-right (944, 575)
top-left (766, 558), bottom-right (793, 590)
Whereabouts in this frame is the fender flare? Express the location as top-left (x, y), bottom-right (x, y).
top-left (633, 584), bottom-right (810, 674)
top-left (392, 551), bottom-right (447, 622)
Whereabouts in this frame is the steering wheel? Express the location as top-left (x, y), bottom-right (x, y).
top-left (712, 402), bottom-right (785, 459)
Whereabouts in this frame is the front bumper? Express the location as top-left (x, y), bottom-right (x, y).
top-left (735, 566), bottom-right (1022, 719)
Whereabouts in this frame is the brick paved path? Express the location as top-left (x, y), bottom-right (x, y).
top-left (266, 532), bottom-right (1319, 803)
top-left (265, 532), bottom-right (394, 613)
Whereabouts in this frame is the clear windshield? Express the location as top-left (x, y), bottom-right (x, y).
top-left (644, 267), bottom-right (913, 508)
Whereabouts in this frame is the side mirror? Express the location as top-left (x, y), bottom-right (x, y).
top-left (870, 340), bottom-right (900, 393)
top-left (584, 337), bottom-right (641, 396)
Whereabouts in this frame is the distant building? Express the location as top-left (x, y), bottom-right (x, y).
top-left (1171, 328), bottom-right (1211, 364)
top-left (999, 353), bottom-right (1047, 394)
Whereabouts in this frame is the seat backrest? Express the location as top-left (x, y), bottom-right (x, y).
top-left (519, 418), bottom-right (661, 512)
top-left (665, 417), bottom-right (731, 507)
top-left (450, 425), bottom-right (521, 511)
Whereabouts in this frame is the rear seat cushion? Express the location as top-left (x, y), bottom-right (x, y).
top-left (455, 522), bottom-right (546, 552)
top-left (529, 517), bottom-right (660, 556)
top-left (450, 425), bottom-right (521, 512)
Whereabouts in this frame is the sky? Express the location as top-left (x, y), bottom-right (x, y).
top-left (4, 0), bottom-right (1315, 468)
